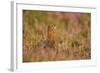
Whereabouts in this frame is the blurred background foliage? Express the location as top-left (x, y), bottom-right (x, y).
top-left (23, 10), bottom-right (91, 62)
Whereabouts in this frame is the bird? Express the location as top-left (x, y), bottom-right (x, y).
top-left (47, 24), bottom-right (57, 49)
